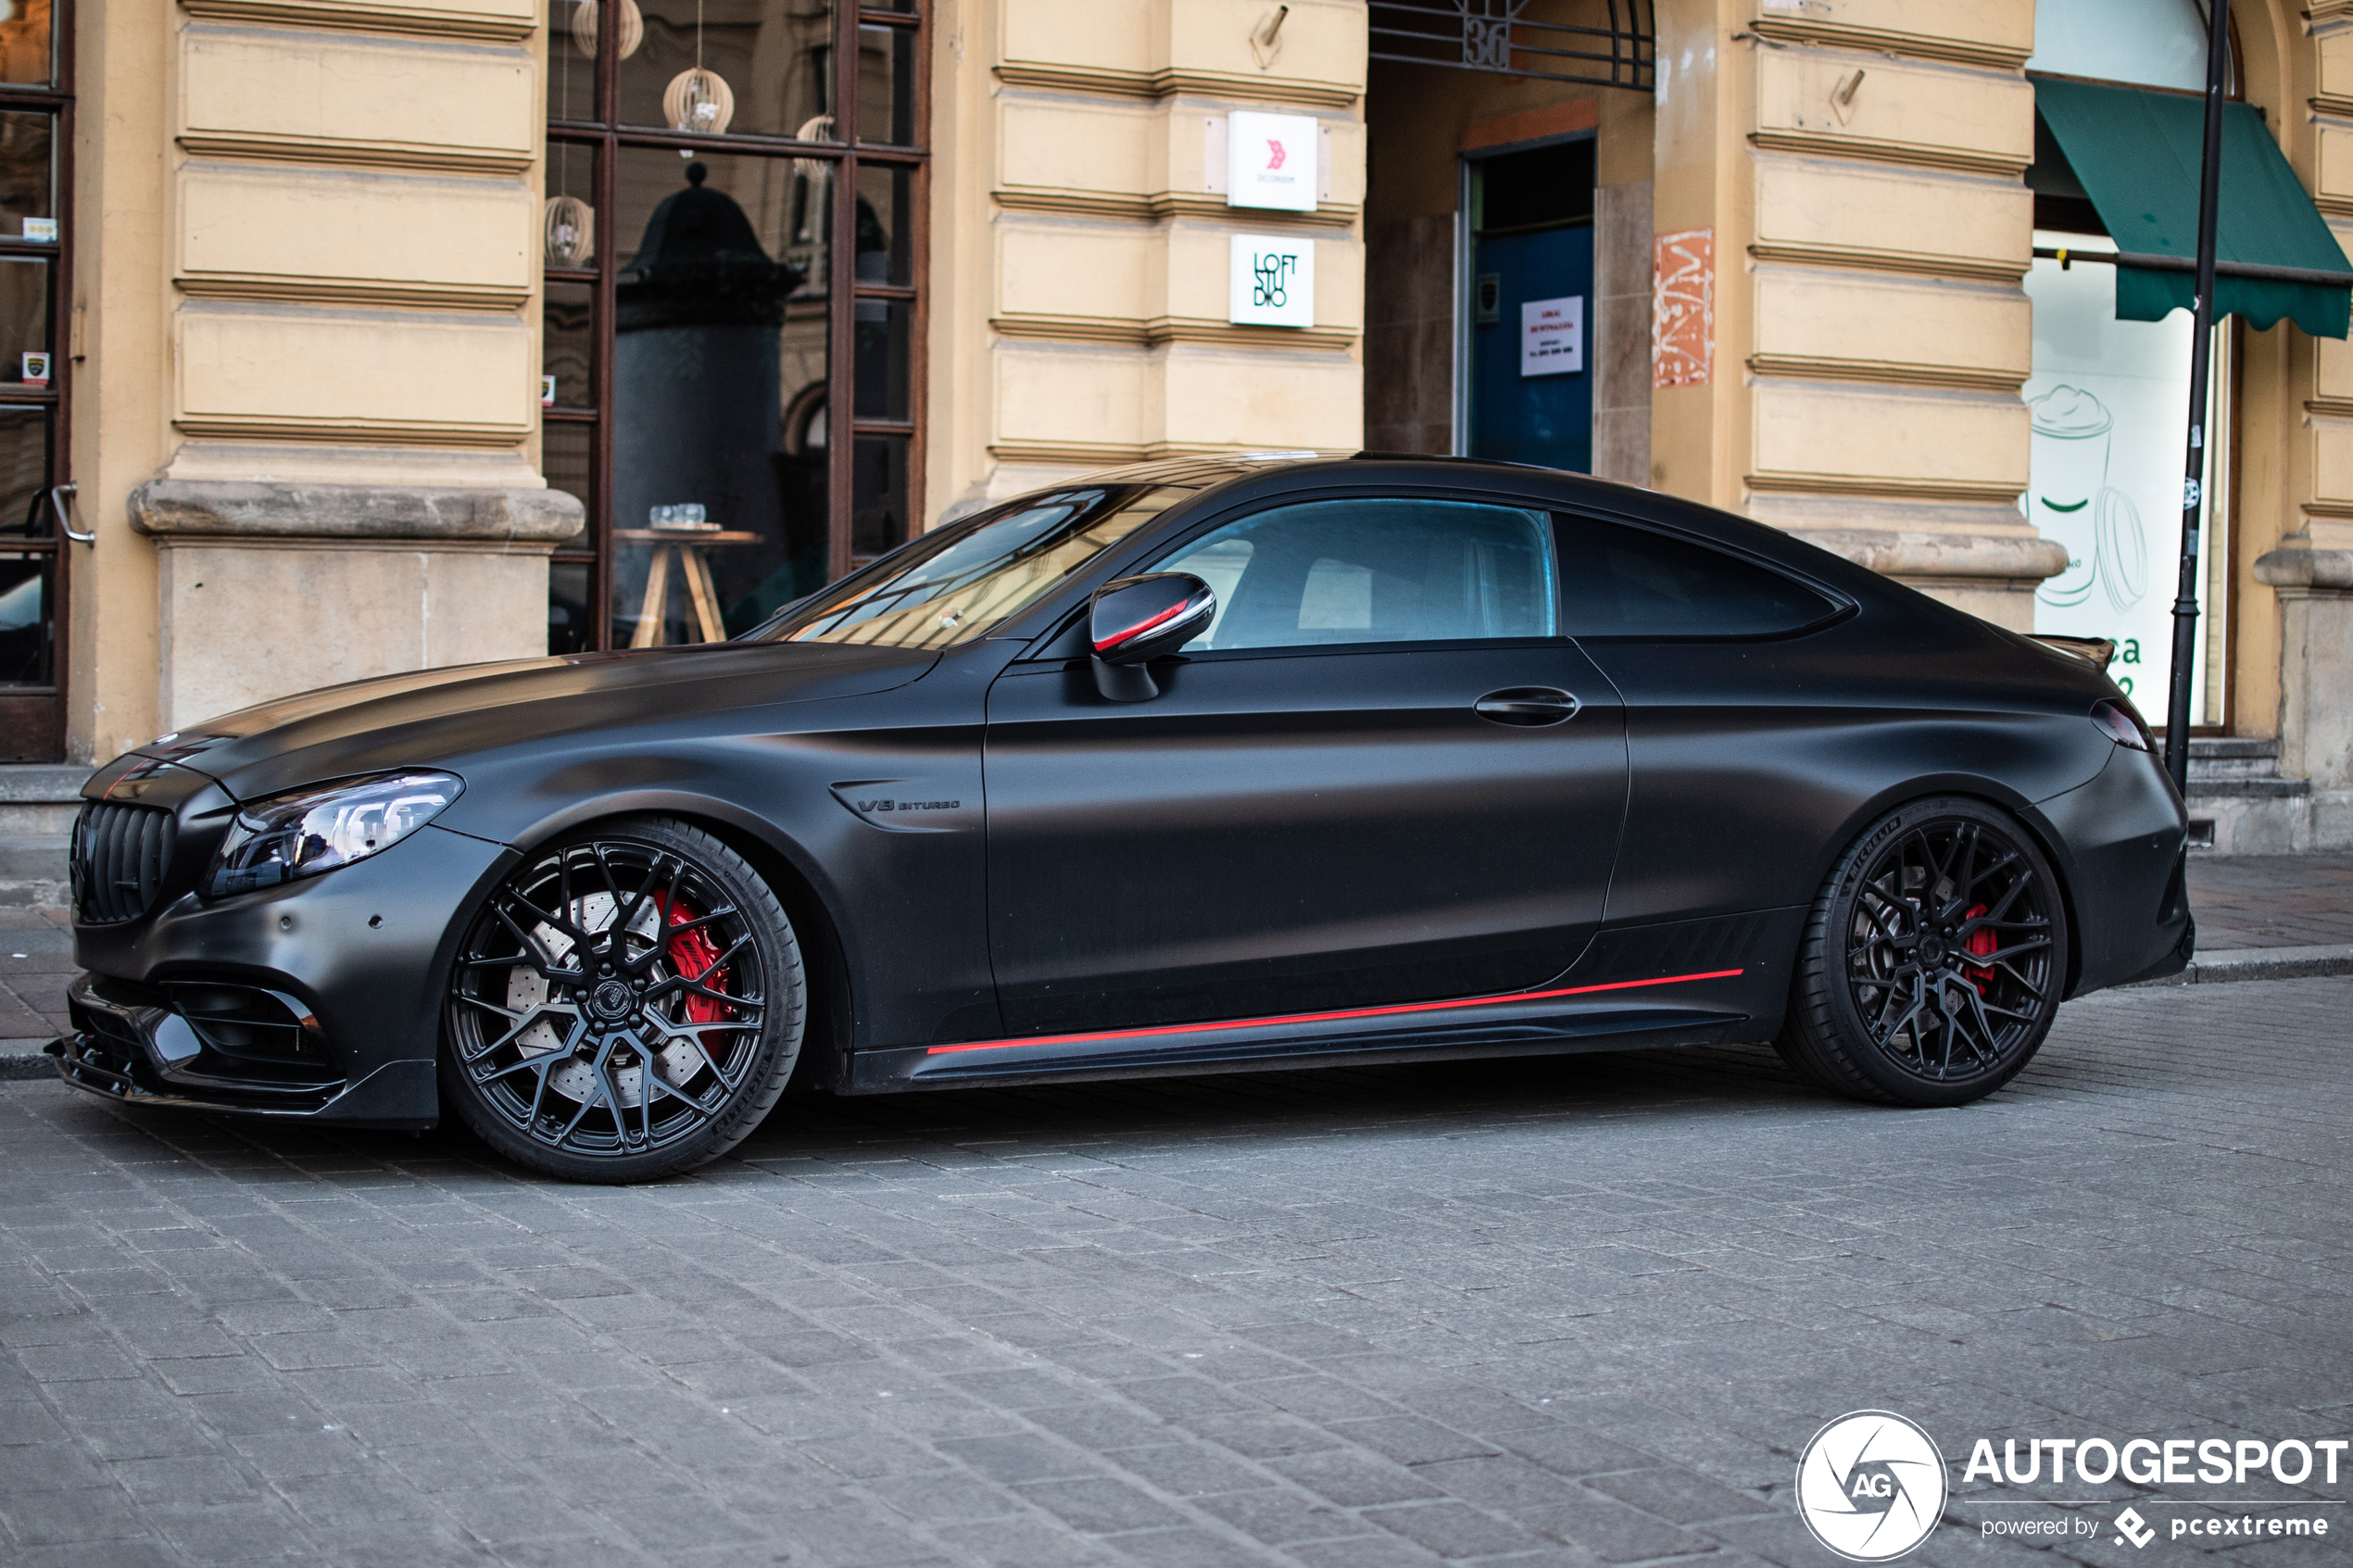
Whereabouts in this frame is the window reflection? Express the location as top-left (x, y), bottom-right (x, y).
top-left (857, 23), bottom-right (914, 145)
top-left (0, 0), bottom-right (51, 87)
top-left (0, 113), bottom-right (52, 241)
top-left (611, 152), bottom-right (829, 644)
top-left (0, 406), bottom-right (48, 536)
top-left (0, 552), bottom-right (49, 684)
top-left (619, 0), bottom-right (835, 142)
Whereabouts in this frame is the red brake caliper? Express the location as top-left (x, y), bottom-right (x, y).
top-left (655, 897), bottom-right (731, 1022)
top-left (1962, 902), bottom-right (1996, 991)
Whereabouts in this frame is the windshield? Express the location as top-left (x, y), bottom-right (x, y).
top-left (745, 483), bottom-right (1196, 648)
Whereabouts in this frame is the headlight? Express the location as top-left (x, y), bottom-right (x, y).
top-left (203, 771), bottom-right (462, 897)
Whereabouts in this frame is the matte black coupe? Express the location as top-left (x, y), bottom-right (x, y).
top-left (54, 456), bottom-right (2193, 1181)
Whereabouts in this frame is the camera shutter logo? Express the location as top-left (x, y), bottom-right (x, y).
top-left (1794, 1411), bottom-right (1948, 1561)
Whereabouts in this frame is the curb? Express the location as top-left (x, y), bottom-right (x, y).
top-left (2120, 944), bottom-right (2353, 989)
top-left (0, 1048), bottom-right (54, 1081)
top-left (4, 950), bottom-right (2349, 1086)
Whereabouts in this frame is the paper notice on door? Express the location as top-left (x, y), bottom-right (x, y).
top-left (1520, 295), bottom-right (1584, 377)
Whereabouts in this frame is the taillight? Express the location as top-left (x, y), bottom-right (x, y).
top-left (2090, 697), bottom-right (2153, 752)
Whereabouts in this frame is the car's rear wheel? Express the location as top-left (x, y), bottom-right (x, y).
top-left (1776, 797), bottom-right (2068, 1107)
top-left (441, 817), bottom-right (803, 1182)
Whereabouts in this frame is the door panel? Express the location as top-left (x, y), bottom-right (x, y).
top-left (983, 644), bottom-right (1629, 1036)
top-left (1471, 225), bottom-right (1592, 472)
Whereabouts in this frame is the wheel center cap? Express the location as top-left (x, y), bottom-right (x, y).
top-left (588, 979), bottom-right (635, 1019)
top-left (1918, 936), bottom-right (1948, 966)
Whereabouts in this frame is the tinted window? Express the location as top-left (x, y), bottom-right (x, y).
top-left (747, 483), bottom-right (1194, 647)
top-left (1555, 515), bottom-right (1835, 637)
top-left (1154, 498), bottom-right (1556, 652)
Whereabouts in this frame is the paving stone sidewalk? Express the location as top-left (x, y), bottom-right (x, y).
top-left (2, 974), bottom-right (2348, 1567)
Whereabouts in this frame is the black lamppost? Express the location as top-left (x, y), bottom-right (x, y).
top-left (2161, 0), bottom-right (2233, 792)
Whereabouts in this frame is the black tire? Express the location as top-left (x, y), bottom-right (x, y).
top-left (1776, 797), bottom-right (2069, 1108)
top-left (441, 816), bottom-right (804, 1182)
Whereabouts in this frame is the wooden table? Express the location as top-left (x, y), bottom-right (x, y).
top-left (617, 529), bottom-right (761, 646)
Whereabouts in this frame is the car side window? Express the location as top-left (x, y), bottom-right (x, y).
top-left (1555, 513), bottom-right (1836, 637)
top-left (1152, 497), bottom-right (1557, 652)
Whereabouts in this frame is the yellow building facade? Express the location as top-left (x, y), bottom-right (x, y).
top-left (10, 0), bottom-right (2353, 856)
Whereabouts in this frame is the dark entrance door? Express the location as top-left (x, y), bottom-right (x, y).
top-left (1466, 137), bottom-right (1594, 473)
top-left (981, 494), bottom-right (1629, 1037)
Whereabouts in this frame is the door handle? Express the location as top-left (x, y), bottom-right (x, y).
top-left (49, 483), bottom-right (90, 546)
top-left (1475, 687), bottom-right (1579, 726)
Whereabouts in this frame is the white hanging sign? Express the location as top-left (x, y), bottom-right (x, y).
top-left (1521, 295), bottom-right (1585, 376)
top-left (1229, 235), bottom-right (1315, 328)
top-left (1227, 110), bottom-right (1319, 212)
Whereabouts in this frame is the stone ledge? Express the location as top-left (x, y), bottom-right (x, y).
top-left (2253, 546), bottom-right (2353, 592)
top-left (129, 480), bottom-right (584, 545)
top-left (1785, 528), bottom-right (2068, 583)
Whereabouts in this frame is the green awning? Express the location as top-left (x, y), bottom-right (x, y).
top-left (2035, 75), bottom-right (2352, 340)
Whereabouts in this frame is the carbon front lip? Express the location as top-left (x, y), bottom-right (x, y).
top-left (52, 974), bottom-right (436, 1127)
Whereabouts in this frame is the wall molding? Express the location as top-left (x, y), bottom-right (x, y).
top-left (992, 313), bottom-right (1356, 351)
top-left (172, 416), bottom-right (530, 448)
top-left (2305, 398), bottom-right (2353, 420)
top-left (1743, 18), bottom-right (2032, 71)
top-left (2299, 497), bottom-right (2353, 519)
top-left (178, 0), bottom-right (535, 42)
top-left (177, 132), bottom-right (532, 178)
top-left (1748, 354), bottom-right (2025, 394)
top-left (1746, 470), bottom-right (2025, 505)
top-left (1747, 242), bottom-right (2028, 284)
top-left (1748, 129), bottom-right (2030, 180)
top-left (2311, 94), bottom-right (2353, 119)
top-left (993, 62), bottom-right (1360, 109)
top-left (993, 187), bottom-right (1359, 229)
top-left (178, 274), bottom-right (528, 311)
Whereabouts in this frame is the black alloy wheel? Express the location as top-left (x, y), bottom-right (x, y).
top-left (441, 817), bottom-right (804, 1182)
top-left (1777, 797), bottom-right (2069, 1107)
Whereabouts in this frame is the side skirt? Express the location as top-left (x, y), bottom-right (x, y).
top-left (847, 968), bottom-right (1761, 1094)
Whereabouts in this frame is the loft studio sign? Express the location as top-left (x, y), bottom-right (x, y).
top-left (1229, 235), bottom-right (1315, 328)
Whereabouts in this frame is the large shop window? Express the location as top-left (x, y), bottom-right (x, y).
top-left (545, 0), bottom-right (924, 653)
top-left (0, 0), bottom-right (66, 761)
top-left (2022, 0), bottom-right (2353, 724)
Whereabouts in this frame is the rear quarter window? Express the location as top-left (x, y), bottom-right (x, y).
top-left (1554, 513), bottom-right (1838, 638)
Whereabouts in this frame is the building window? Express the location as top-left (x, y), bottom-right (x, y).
top-left (0, 0), bottom-right (69, 761)
top-left (2022, 0), bottom-right (2232, 724)
top-left (545, 0), bottom-right (924, 652)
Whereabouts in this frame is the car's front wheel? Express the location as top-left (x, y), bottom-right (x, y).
top-left (1776, 797), bottom-right (2069, 1107)
top-left (442, 816), bottom-right (804, 1182)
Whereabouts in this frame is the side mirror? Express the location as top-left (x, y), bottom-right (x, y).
top-left (1087, 572), bottom-right (1214, 701)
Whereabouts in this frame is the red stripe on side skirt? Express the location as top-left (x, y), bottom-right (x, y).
top-left (923, 968), bottom-right (1747, 1056)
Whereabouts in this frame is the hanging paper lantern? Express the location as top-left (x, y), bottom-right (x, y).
top-left (570, 0), bottom-right (643, 58)
top-left (543, 194), bottom-right (595, 268)
top-left (663, 68), bottom-right (735, 136)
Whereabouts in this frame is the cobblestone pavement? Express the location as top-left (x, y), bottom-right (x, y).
top-left (0, 906), bottom-right (70, 1047)
top-left (2, 975), bottom-right (2347, 1567)
top-left (2180, 853), bottom-right (2353, 950)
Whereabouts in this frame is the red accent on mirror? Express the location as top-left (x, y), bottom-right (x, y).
top-left (1094, 596), bottom-right (1192, 653)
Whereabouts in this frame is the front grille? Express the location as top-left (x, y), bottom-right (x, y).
top-left (71, 801), bottom-right (179, 924)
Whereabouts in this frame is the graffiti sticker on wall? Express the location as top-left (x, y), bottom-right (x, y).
top-left (1653, 228), bottom-right (1714, 389)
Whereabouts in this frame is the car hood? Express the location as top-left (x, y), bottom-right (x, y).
top-left (94, 641), bottom-right (941, 804)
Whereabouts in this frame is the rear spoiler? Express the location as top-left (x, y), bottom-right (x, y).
top-left (2030, 633), bottom-right (2117, 671)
